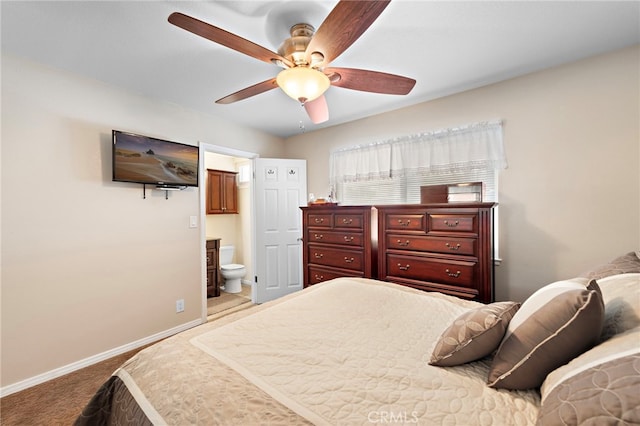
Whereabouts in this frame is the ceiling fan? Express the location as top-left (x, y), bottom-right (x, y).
top-left (168, 0), bottom-right (416, 124)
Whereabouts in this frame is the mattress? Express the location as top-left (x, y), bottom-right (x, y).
top-left (76, 277), bottom-right (540, 425)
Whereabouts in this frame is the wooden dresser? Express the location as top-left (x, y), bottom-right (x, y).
top-left (206, 238), bottom-right (221, 297)
top-left (376, 203), bottom-right (495, 303)
top-left (301, 205), bottom-right (376, 287)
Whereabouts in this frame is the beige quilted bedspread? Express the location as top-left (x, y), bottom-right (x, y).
top-left (116, 278), bottom-right (540, 425)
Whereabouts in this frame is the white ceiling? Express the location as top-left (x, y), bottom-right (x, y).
top-left (2, 1), bottom-right (639, 138)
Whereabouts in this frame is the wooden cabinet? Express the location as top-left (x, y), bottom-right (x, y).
top-left (206, 238), bottom-right (221, 297)
top-left (377, 203), bottom-right (495, 303)
top-left (301, 205), bottom-right (376, 287)
top-left (206, 169), bottom-right (238, 214)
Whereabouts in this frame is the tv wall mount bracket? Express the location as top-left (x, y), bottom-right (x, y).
top-left (143, 184), bottom-right (187, 200)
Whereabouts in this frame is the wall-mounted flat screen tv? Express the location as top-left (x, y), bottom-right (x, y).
top-left (112, 130), bottom-right (199, 187)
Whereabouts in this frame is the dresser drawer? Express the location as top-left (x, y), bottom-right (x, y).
top-left (308, 230), bottom-right (364, 247)
top-left (307, 266), bottom-right (363, 285)
top-left (386, 254), bottom-right (476, 288)
top-left (427, 213), bottom-right (477, 234)
top-left (308, 246), bottom-right (364, 271)
top-left (386, 234), bottom-right (476, 256)
top-left (334, 214), bottom-right (364, 229)
top-left (307, 213), bottom-right (332, 228)
top-left (385, 214), bottom-right (426, 231)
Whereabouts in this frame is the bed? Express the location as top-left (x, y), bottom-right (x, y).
top-left (76, 252), bottom-right (640, 425)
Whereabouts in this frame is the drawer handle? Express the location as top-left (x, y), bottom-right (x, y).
top-left (397, 239), bottom-right (410, 247)
top-left (314, 218), bottom-right (324, 224)
top-left (444, 220), bottom-right (459, 227)
top-left (344, 257), bottom-right (355, 263)
top-left (398, 219), bottom-right (411, 227)
top-left (398, 263), bottom-right (411, 271)
top-left (342, 218), bottom-right (353, 224)
top-left (314, 234), bottom-right (323, 240)
top-left (445, 243), bottom-right (461, 251)
top-left (343, 236), bottom-right (354, 242)
top-left (314, 253), bottom-right (324, 259)
top-left (314, 274), bottom-right (324, 281)
top-left (445, 269), bottom-right (461, 278)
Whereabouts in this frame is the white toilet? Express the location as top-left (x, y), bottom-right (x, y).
top-left (219, 245), bottom-right (246, 294)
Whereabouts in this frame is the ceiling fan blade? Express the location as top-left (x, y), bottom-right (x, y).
top-left (325, 67), bottom-right (416, 95)
top-left (305, 0), bottom-right (390, 66)
top-left (168, 12), bottom-right (293, 68)
top-left (304, 95), bottom-right (329, 124)
top-left (216, 78), bottom-right (279, 104)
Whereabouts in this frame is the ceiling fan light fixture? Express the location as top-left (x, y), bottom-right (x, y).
top-left (276, 67), bottom-right (330, 103)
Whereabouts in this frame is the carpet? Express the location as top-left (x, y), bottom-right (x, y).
top-left (207, 284), bottom-right (252, 317)
top-left (0, 344), bottom-right (154, 425)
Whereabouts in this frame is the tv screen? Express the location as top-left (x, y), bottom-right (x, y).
top-left (112, 130), bottom-right (199, 187)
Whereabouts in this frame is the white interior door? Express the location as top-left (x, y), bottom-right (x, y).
top-left (253, 158), bottom-right (307, 304)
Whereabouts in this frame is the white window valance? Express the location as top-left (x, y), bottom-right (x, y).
top-left (330, 121), bottom-right (507, 185)
top-left (329, 140), bottom-right (393, 183)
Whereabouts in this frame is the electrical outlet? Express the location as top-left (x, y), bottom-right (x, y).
top-left (176, 299), bottom-right (185, 313)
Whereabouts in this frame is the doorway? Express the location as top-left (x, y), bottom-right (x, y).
top-left (200, 143), bottom-right (258, 319)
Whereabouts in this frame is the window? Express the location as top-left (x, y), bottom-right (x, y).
top-left (330, 121), bottom-right (505, 204)
top-left (237, 163), bottom-right (251, 187)
top-left (330, 121), bottom-right (506, 260)
top-left (338, 168), bottom-right (497, 206)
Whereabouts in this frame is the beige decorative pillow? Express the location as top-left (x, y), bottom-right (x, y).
top-left (429, 301), bottom-right (520, 367)
top-left (579, 251), bottom-right (640, 280)
top-left (487, 280), bottom-right (604, 390)
top-left (538, 327), bottom-right (640, 425)
top-left (537, 353), bottom-right (640, 425)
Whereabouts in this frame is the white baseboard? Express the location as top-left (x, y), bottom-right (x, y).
top-left (0, 318), bottom-right (203, 398)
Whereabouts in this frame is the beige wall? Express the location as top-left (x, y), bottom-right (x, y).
top-left (285, 46), bottom-right (640, 302)
top-left (237, 159), bottom-right (253, 284)
top-left (1, 55), bottom-right (284, 391)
